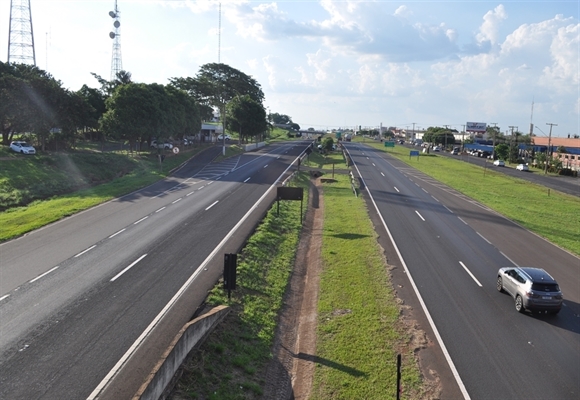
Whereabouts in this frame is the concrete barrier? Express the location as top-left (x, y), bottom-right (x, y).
top-left (243, 142), bottom-right (266, 151)
top-left (133, 306), bottom-right (231, 400)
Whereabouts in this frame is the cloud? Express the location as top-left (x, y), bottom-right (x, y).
top-left (476, 5), bottom-right (507, 46)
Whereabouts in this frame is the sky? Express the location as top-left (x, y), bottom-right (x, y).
top-left (1, 0), bottom-right (579, 138)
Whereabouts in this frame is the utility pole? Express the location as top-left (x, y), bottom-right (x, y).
top-left (545, 123), bottom-right (557, 174)
top-left (490, 123), bottom-right (498, 159)
top-left (412, 122), bottom-right (416, 142)
top-left (443, 125), bottom-right (450, 149)
top-left (508, 126), bottom-right (517, 163)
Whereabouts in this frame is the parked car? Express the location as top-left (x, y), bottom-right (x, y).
top-left (493, 160), bottom-right (505, 167)
top-left (150, 140), bottom-right (173, 150)
top-left (217, 134), bottom-right (231, 141)
top-left (451, 148), bottom-right (459, 155)
top-left (497, 267), bottom-right (563, 314)
top-left (433, 146), bottom-right (441, 152)
top-left (10, 141), bottom-right (36, 155)
top-left (516, 164), bottom-right (529, 171)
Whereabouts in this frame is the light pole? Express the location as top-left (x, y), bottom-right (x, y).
top-left (545, 123), bottom-right (557, 174)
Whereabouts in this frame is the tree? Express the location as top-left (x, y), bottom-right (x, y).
top-left (170, 63), bottom-right (264, 126)
top-left (494, 143), bottom-right (509, 160)
top-left (225, 95), bottom-right (267, 143)
top-left (322, 137), bottom-right (334, 152)
top-left (269, 112), bottom-right (292, 125)
top-left (100, 83), bottom-right (162, 151)
top-left (76, 84), bottom-right (106, 139)
top-left (290, 122), bottom-right (300, 131)
top-left (90, 70), bottom-right (133, 98)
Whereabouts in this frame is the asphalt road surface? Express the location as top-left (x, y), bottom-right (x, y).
top-left (345, 142), bottom-right (580, 399)
top-left (0, 142), bottom-right (312, 399)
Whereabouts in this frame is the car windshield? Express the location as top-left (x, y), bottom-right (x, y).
top-left (531, 283), bottom-right (559, 292)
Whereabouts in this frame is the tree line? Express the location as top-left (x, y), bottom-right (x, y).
top-left (1, 61), bottom-right (270, 151)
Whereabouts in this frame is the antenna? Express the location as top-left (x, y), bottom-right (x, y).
top-left (7, 0), bottom-right (36, 65)
top-left (529, 96), bottom-right (534, 135)
top-left (218, 2), bottom-right (221, 63)
top-left (109, 0), bottom-right (123, 80)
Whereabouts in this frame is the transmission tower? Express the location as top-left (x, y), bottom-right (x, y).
top-left (109, 0), bottom-right (123, 80)
top-left (7, 0), bottom-right (36, 65)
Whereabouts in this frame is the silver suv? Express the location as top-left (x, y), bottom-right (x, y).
top-left (497, 267), bottom-right (563, 314)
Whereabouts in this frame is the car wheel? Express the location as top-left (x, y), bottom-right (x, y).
top-left (496, 276), bottom-right (504, 292)
top-left (515, 295), bottom-right (525, 313)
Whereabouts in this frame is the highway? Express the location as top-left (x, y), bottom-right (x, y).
top-left (344, 142), bottom-right (580, 399)
top-left (0, 141), bottom-right (311, 399)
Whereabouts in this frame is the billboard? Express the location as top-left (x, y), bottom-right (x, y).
top-left (466, 122), bottom-right (487, 132)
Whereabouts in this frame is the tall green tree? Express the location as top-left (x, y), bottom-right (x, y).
top-left (170, 63), bottom-right (264, 125)
top-left (100, 83), bottom-right (162, 151)
top-left (225, 95), bottom-right (267, 143)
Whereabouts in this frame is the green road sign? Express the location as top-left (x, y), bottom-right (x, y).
top-left (384, 141), bottom-right (395, 147)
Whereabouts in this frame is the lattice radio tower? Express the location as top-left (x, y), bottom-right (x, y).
top-left (109, 0), bottom-right (123, 80)
top-left (7, 0), bottom-right (36, 65)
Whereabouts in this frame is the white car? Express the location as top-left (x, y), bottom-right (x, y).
top-left (150, 140), bottom-right (173, 150)
top-left (493, 160), bottom-right (505, 167)
top-left (433, 146), bottom-right (441, 151)
top-left (10, 141), bottom-right (36, 154)
top-left (516, 164), bottom-right (529, 171)
top-left (217, 134), bottom-right (231, 141)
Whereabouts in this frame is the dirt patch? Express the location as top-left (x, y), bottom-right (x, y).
top-left (263, 176), bottom-right (448, 399)
top-left (262, 178), bottom-right (324, 399)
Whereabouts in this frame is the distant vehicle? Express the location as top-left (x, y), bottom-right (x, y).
top-left (433, 146), bottom-right (441, 152)
top-left (345, 134), bottom-right (352, 142)
top-left (150, 140), bottom-right (173, 150)
top-left (497, 267), bottom-right (563, 314)
top-left (516, 164), bottom-right (529, 171)
top-left (217, 134), bottom-right (231, 141)
top-left (493, 160), bottom-right (505, 167)
top-left (10, 141), bottom-right (36, 154)
top-left (451, 148), bottom-right (459, 155)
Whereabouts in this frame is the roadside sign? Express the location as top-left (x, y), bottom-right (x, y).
top-left (384, 141), bottom-right (395, 147)
top-left (173, 147), bottom-right (180, 154)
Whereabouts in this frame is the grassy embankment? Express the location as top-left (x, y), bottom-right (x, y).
top-left (172, 156), bottom-right (425, 399)
top-left (352, 139), bottom-right (580, 256)
top-left (0, 127), bottom-right (291, 241)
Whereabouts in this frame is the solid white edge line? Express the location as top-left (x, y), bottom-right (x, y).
top-left (134, 216), bottom-right (148, 225)
top-left (29, 266), bottom-right (59, 283)
top-left (0, 294), bottom-right (9, 302)
top-left (459, 261), bottom-right (483, 287)
top-left (110, 254), bottom-right (147, 282)
top-left (155, 207), bottom-right (166, 213)
top-left (345, 145), bottom-right (471, 400)
top-left (109, 228), bottom-right (126, 238)
top-left (476, 232), bottom-right (492, 245)
top-left (415, 210), bottom-right (426, 221)
top-left (87, 147), bottom-right (305, 400)
top-left (205, 200), bottom-right (219, 210)
top-left (75, 245), bottom-right (97, 258)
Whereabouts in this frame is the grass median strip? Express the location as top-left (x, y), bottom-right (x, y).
top-left (312, 173), bottom-right (424, 399)
top-left (171, 172), bottom-right (427, 399)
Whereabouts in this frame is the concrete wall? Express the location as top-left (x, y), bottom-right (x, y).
top-left (133, 306), bottom-right (231, 400)
top-left (243, 142), bottom-right (266, 151)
